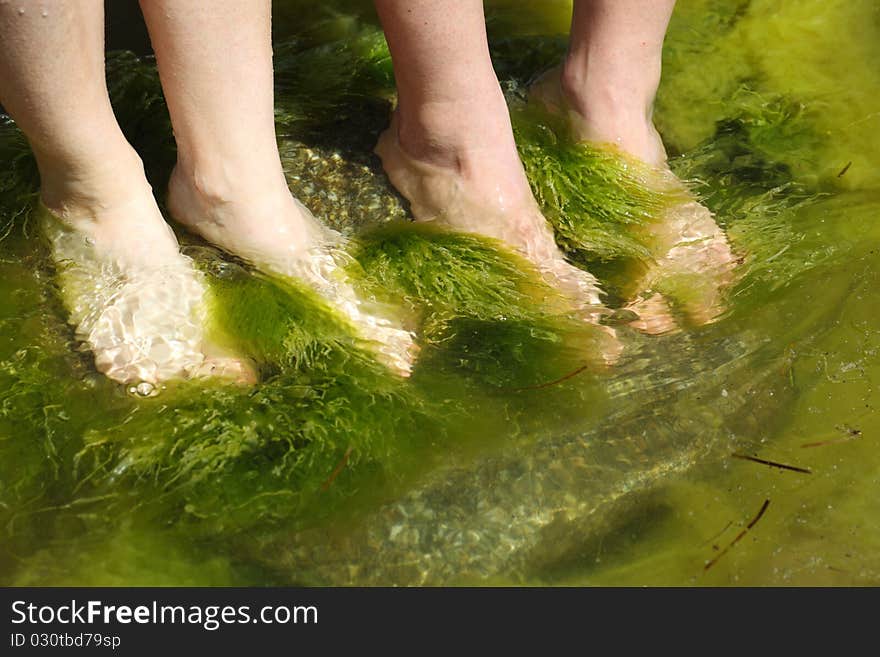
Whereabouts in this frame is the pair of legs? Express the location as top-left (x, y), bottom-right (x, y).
top-left (375, 0), bottom-right (735, 332)
top-left (0, 0), bottom-right (415, 384)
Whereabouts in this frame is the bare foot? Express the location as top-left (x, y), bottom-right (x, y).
top-left (39, 152), bottom-right (254, 394)
top-left (530, 66), bottom-right (737, 330)
top-left (624, 293), bottom-right (677, 335)
top-left (375, 112), bottom-right (613, 319)
top-left (166, 166), bottom-right (417, 377)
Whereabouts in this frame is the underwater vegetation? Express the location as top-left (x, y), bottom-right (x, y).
top-left (1, 0), bottom-right (879, 585)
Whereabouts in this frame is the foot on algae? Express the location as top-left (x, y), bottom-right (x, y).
top-left (522, 67), bottom-right (740, 333)
top-left (374, 113), bottom-right (615, 338)
top-left (350, 222), bottom-right (623, 370)
top-left (166, 171), bottom-right (418, 378)
top-left (39, 205), bottom-right (254, 395)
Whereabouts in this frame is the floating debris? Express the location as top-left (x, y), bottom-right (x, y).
top-left (731, 453), bottom-right (812, 474)
top-left (704, 499), bottom-right (770, 571)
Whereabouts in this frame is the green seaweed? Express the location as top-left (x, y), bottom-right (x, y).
top-left (353, 223), bottom-right (557, 328)
top-left (70, 262), bottom-right (441, 536)
top-left (351, 222), bottom-right (614, 389)
top-left (272, 25), bottom-right (394, 144)
top-left (512, 102), bottom-right (686, 266)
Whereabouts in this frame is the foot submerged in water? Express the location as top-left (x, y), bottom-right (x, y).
top-left (374, 111), bottom-right (621, 365)
top-left (166, 166), bottom-right (418, 377)
top-left (529, 66), bottom-right (738, 332)
top-left (39, 186), bottom-right (254, 395)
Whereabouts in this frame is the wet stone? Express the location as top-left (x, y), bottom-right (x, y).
top-left (279, 140), bottom-right (410, 235)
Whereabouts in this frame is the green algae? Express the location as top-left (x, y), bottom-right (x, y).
top-left (659, 0), bottom-right (880, 191)
top-left (350, 222), bottom-right (613, 395)
top-left (273, 27), bottom-right (394, 142)
top-left (69, 261), bottom-right (437, 536)
top-left (353, 223), bottom-right (560, 328)
top-left (512, 103), bottom-right (686, 266)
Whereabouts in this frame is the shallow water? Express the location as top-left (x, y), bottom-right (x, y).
top-left (1, 0), bottom-right (878, 586)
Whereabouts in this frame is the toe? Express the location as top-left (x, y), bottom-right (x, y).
top-left (626, 293), bottom-right (679, 335)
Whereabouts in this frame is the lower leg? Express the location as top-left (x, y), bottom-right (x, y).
top-left (535, 0), bottom-right (675, 165)
top-left (138, 0), bottom-right (324, 259)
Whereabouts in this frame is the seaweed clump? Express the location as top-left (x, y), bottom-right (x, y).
top-left (72, 259), bottom-right (442, 536)
top-left (351, 223), bottom-right (613, 393)
top-left (513, 103), bottom-right (687, 268)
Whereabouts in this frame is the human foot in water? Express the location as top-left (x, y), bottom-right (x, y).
top-left (39, 148), bottom-right (254, 394)
top-left (374, 103), bottom-right (622, 363)
top-left (166, 164), bottom-right (418, 377)
top-left (530, 65), bottom-right (738, 332)
top-left (373, 97), bottom-right (609, 315)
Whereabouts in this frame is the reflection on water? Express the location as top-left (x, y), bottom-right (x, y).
top-left (1, 0), bottom-right (878, 586)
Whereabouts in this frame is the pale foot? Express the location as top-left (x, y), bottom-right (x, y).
top-left (166, 166), bottom-right (417, 377)
top-left (633, 199), bottom-right (738, 327)
top-left (39, 176), bottom-right (254, 394)
top-left (375, 114), bottom-right (613, 317)
top-left (530, 66), bottom-right (738, 329)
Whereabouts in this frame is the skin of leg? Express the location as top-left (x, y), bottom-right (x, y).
top-left (138, 0), bottom-right (321, 255)
top-left (0, 0), bottom-right (173, 263)
top-left (142, 0), bottom-right (417, 376)
top-left (0, 0), bottom-right (251, 386)
top-left (561, 0), bottom-right (676, 165)
top-left (373, 0), bottom-right (608, 321)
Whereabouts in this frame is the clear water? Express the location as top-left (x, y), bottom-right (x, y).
top-left (1, 0), bottom-right (878, 586)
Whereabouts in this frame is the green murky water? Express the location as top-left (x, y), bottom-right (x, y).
top-left (1, 0), bottom-right (878, 586)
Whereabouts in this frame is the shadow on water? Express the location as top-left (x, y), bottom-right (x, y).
top-left (1, 0), bottom-right (878, 585)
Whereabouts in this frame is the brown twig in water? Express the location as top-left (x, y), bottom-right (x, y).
top-left (801, 436), bottom-right (856, 448)
top-left (704, 499), bottom-right (770, 571)
top-left (508, 363), bottom-right (591, 392)
top-left (837, 161), bottom-right (852, 177)
top-left (802, 424), bottom-right (861, 448)
top-left (731, 452), bottom-right (812, 474)
top-left (700, 520), bottom-right (733, 547)
top-left (321, 446), bottom-right (353, 491)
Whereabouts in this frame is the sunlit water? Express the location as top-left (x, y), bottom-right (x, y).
top-left (1, 0), bottom-right (878, 586)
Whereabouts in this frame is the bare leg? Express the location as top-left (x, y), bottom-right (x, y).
top-left (0, 1), bottom-right (249, 389)
top-left (143, 0), bottom-right (416, 376)
top-left (545, 0), bottom-right (675, 165)
top-left (373, 0), bottom-right (607, 324)
top-left (533, 0), bottom-right (737, 328)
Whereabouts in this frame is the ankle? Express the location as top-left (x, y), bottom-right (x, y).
top-left (555, 58), bottom-right (666, 165)
top-left (559, 58), bottom-right (658, 125)
top-left (394, 91), bottom-right (517, 172)
top-left (37, 144), bottom-right (154, 222)
top-left (170, 156), bottom-right (289, 210)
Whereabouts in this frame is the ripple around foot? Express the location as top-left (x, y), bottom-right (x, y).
top-left (40, 208), bottom-right (225, 388)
